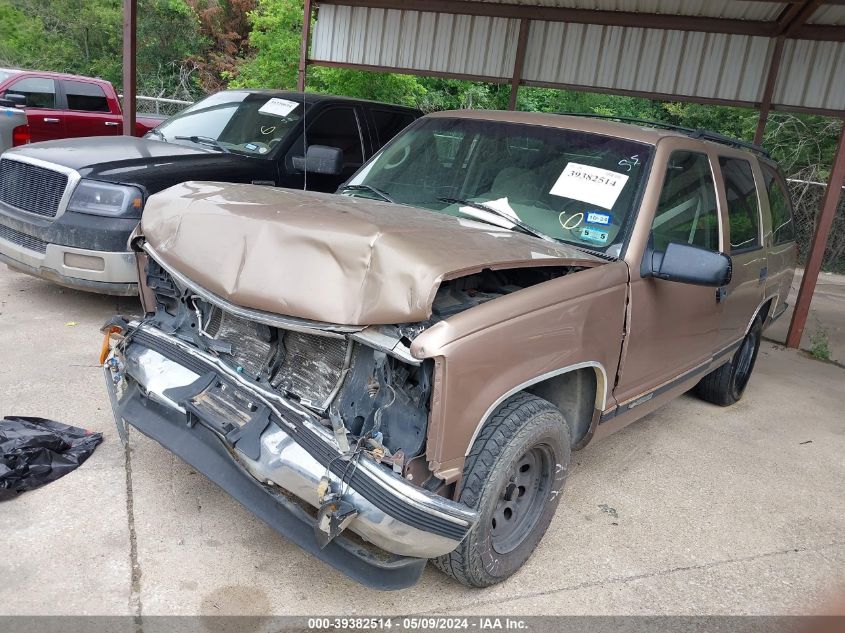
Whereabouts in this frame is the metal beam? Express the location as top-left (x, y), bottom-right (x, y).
top-left (754, 37), bottom-right (786, 145)
top-left (794, 24), bottom-right (845, 41)
top-left (786, 123), bottom-right (845, 348)
top-left (310, 59), bottom-right (508, 85)
top-left (298, 0), bottom-right (313, 92)
top-left (122, 0), bottom-right (136, 136)
top-left (779, 0), bottom-right (824, 37)
top-left (317, 0), bottom-right (776, 37)
top-left (508, 18), bottom-right (530, 111)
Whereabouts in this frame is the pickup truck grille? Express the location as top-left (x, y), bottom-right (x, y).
top-left (0, 159), bottom-right (68, 218)
top-left (0, 223), bottom-right (48, 254)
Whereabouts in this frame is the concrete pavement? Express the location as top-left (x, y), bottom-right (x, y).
top-left (1, 265), bottom-right (844, 616)
top-left (767, 269), bottom-right (845, 364)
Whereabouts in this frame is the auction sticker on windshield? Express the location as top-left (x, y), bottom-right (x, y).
top-left (258, 97), bottom-right (299, 118)
top-left (550, 163), bottom-right (629, 210)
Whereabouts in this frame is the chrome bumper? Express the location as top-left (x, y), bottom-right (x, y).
top-left (106, 323), bottom-right (475, 560)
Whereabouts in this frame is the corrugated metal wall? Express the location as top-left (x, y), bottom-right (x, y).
top-left (522, 23), bottom-right (772, 103)
top-left (311, 4), bottom-right (845, 113)
top-left (312, 5), bottom-right (520, 78)
top-left (808, 4), bottom-right (845, 25)
top-left (775, 38), bottom-right (845, 111)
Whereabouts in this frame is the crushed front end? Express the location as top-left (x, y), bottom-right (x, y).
top-left (102, 245), bottom-right (476, 590)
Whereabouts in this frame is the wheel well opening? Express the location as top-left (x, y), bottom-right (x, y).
top-left (525, 368), bottom-right (598, 449)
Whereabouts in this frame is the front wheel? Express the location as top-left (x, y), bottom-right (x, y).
top-left (696, 317), bottom-right (763, 406)
top-left (432, 393), bottom-right (570, 587)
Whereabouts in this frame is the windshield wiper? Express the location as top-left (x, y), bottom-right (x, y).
top-left (174, 135), bottom-right (230, 153)
top-left (341, 184), bottom-right (396, 204)
top-left (438, 197), bottom-right (554, 242)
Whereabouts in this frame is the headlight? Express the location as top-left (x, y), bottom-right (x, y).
top-left (67, 180), bottom-right (143, 217)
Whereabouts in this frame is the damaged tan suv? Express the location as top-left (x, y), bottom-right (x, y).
top-left (102, 111), bottom-right (797, 589)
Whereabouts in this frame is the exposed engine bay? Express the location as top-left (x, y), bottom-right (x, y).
top-left (141, 258), bottom-right (575, 474)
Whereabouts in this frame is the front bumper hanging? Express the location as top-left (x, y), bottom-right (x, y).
top-left (103, 321), bottom-right (477, 590)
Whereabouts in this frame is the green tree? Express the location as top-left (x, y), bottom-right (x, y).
top-left (234, 0), bottom-right (427, 106)
top-left (231, 0), bottom-right (302, 89)
top-left (0, 0), bottom-right (208, 99)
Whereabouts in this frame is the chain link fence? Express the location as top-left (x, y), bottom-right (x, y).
top-left (121, 95), bottom-right (194, 118)
top-left (788, 179), bottom-right (845, 273)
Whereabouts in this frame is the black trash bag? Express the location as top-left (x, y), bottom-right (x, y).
top-left (0, 416), bottom-right (103, 501)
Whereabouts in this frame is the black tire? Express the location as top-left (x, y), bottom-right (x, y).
top-left (432, 392), bottom-right (570, 587)
top-left (695, 317), bottom-right (763, 406)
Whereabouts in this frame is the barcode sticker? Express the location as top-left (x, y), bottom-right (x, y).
top-left (550, 163), bottom-right (629, 210)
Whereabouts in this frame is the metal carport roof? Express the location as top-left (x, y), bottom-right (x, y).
top-left (306, 0), bottom-right (845, 119)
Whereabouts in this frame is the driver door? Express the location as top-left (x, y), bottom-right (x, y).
top-left (614, 144), bottom-right (727, 407)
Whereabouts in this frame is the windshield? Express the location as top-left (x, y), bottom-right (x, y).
top-left (346, 117), bottom-right (652, 252)
top-left (0, 69), bottom-right (20, 83)
top-left (149, 91), bottom-right (303, 157)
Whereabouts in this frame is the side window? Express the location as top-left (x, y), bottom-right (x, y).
top-left (719, 157), bottom-right (761, 252)
top-left (63, 80), bottom-right (109, 112)
top-left (371, 109), bottom-right (415, 145)
top-left (651, 151), bottom-right (720, 252)
top-left (761, 164), bottom-right (796, 245)
top-left (306, 107), bottom-right (364, 169)
top-left (5, 77), bottom-right (56, 108)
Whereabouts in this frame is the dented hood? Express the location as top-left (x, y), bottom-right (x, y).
top-left (141, 181), bottom-right (602, 325)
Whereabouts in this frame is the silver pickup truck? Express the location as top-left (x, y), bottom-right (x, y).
top-left (0, 96), bottom-right (28, 153)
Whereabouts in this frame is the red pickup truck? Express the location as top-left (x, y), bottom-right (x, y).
top-left (0, 69), bottom-right (163, 142)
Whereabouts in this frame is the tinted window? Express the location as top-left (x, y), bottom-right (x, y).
top-left (761, 163), bottom-right (796, 245)
top-left (307, 107), bottom-right (364, 169)
top-left (719, 157), bottom-right (761, 251)
top-left (63, 80), bottom-right (109, 112)
top-left (651, 151), bottom-right (720, 252)
top-left (6, 77), bottom-right (55, 108)
top-left (153, 92), bottom-right (303, 157)
top-left (371, 109), bottom-right (415, 145)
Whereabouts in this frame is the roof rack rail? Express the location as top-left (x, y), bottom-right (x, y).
top-left (555, 112), bottom-right (770, 158)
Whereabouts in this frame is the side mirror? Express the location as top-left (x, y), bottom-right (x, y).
top-left (291, 145), bottom-right (343, 175)
top-left (645, 242), bottom-right (732, 287)
top-left (0, 93), bottom-right (26, 107)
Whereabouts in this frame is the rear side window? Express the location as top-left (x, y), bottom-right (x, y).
top-left (719, 157), bottom-right (761, 252)
top-left (63, 80), bottom-right (109, 112)
top-left (371, 109), bottom-right (415, 145)
top-left (5, 77), bottom-right (56, 108)
top-left (651, 151), bottom-right (720, 252)
top-left (761, 164), bottom-right (796, 245)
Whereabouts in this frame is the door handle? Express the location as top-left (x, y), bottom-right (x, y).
top-left (758, 266), bottom-right (768, 284)
top-left (43, 117), bottom-right (60, 123)
top-left (104, 121), bottom-right (119, 127)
